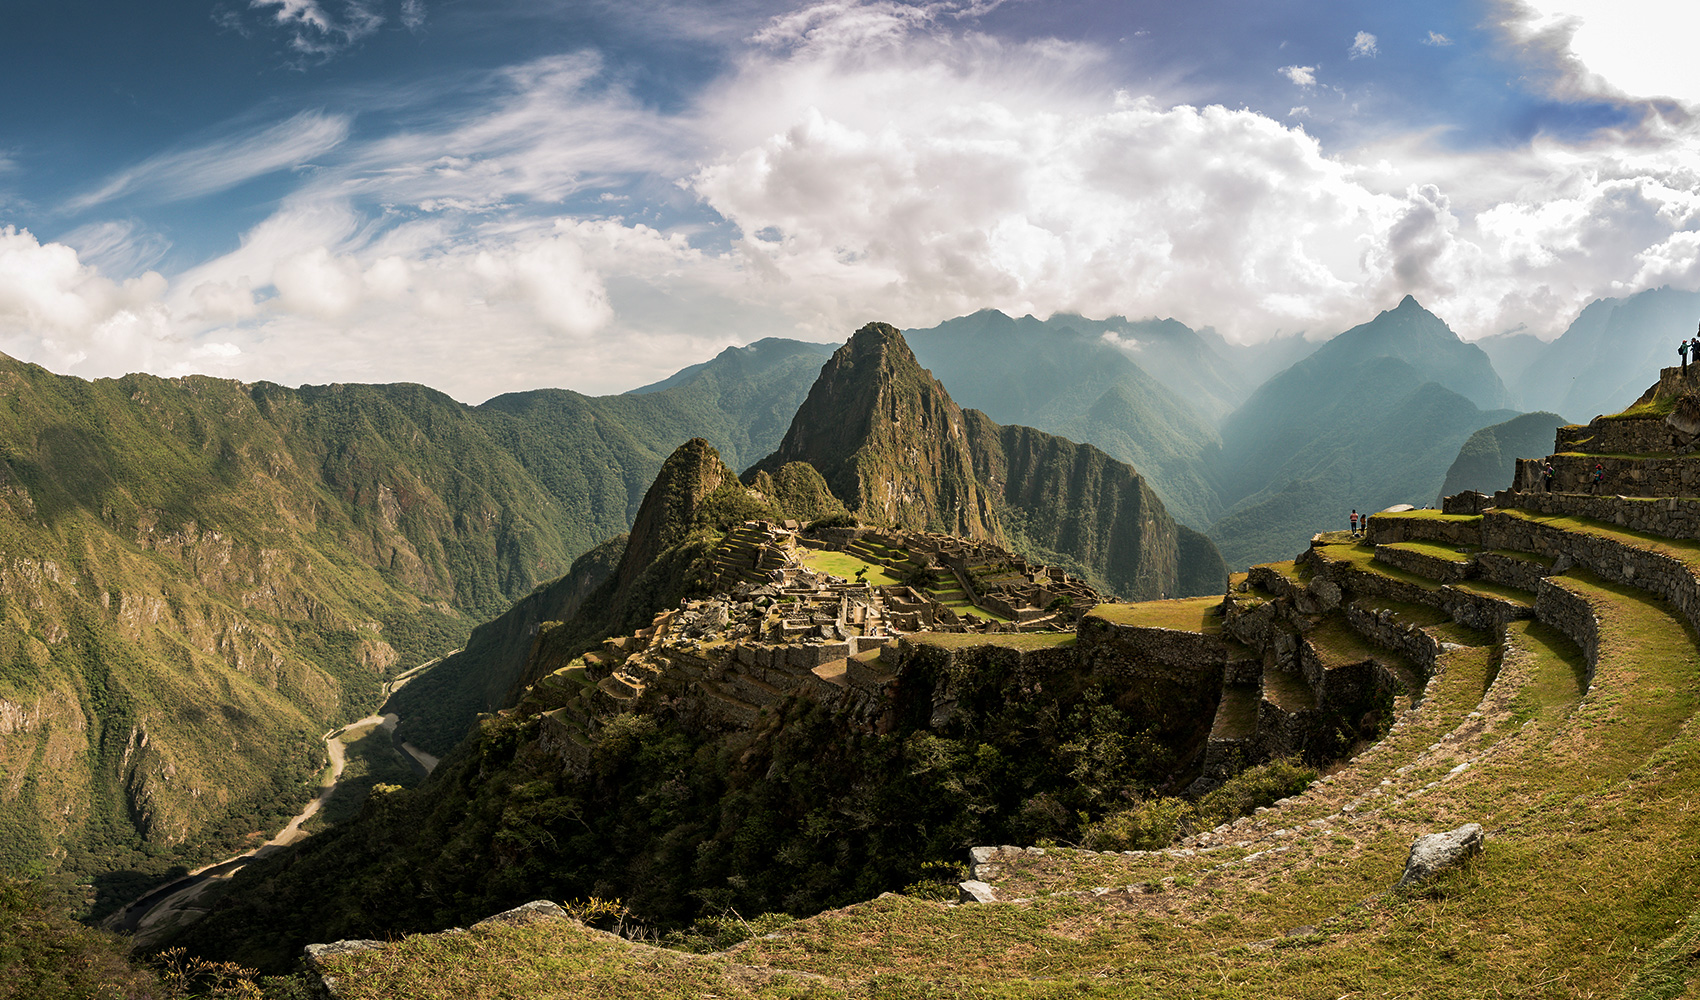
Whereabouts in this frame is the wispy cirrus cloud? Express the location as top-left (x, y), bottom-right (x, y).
top-left (66, 110), bottom-right (350, 212)
top-left (250, 0), bottom-right (385, 56)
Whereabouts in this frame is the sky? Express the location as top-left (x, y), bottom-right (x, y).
top-left (1, 0), bottom-right (1697, 402)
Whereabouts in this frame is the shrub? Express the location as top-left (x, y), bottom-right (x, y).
top-left (1081, 797), bottom-right (1197, 851)
top-left (1194, 759), bottom-right (1317, 830)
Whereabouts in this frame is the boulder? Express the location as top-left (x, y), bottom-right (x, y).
top-left (1396, 823), bottom-right (1484, 888)
top-left (958, 880), bottom-right (998, 903)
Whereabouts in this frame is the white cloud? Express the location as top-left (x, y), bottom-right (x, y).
top-left (400, 0), bottom-right (425, 32)
top-left (0, 226), bottom-right (183, 376)
top-left (1423, 31), bottom-right (1453, 46)
top-left (68, 111), bottom-right (349, 211)
top-left (1349, 31), bottom-right (1378, 59)
top-left (251, 0), bottom-right (384, 56)
top-left (1497, 0), bottom-right (1700, 105)
top-left (9, 0), bottom-right (1700, 400)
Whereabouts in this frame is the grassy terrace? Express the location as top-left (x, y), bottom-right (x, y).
top-left (1086, 596), bottom-right (1224, 633)
top-left (798, 549), bottom-right (903, 587)
top-left (1254, 558), bottom-right (1309, 584)
top-left (1306, 615), bottom-right (1409, 672)
top-left (1313, 539), bottom-right (1535, 606)
top-left (1382, 539), bottom-right (1475, 563)
top-left (1372, 510), bottom-right (1482, 524)
top-left (1502, 508), bottom-right (1700, 570)
top-left (1352, 597), bottom-right (1450, 627)
top-left (1555, 450), bottom-right (1680, 460)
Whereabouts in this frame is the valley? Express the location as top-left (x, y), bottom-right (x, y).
top-left (7, 300), bottom-right (1700, 997)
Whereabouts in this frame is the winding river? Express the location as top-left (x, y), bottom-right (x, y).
top-left (105, 662), bottom-right (443, 947)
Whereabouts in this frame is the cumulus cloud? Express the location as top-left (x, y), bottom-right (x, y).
top-left (1349, 31), bottom-right (1378, 59)
top-left (10, 0), bottom-right (1700, 400)
top-left (0, 226), bottom-right (184, 376)
top-left (69, 111), bottom-right (349, 211)
top-left (1495, 1), bottom-right (1700, 106)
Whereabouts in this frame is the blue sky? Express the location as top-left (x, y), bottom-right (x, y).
top-left (1, 0), bottom-right (1696, 400)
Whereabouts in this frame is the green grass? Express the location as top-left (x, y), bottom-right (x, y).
top-left (282, 515), bottom-right (1700, 998)
top-left (1086, 597), bottom-right (1224, 634)
top-left (797, 549), bottom-right (903, 587)
top-left (1383, 540), bottom-right (1475, 563)
top-left (1372, 511), bottom-right (1483, 524)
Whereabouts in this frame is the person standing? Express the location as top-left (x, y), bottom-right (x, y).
top-left (1682, 337), bottom-right (1690, 376)
top-left (1544, 462), bottom-right (1556, 493)
top-left (1349, 509), bottom-right (1359, 535)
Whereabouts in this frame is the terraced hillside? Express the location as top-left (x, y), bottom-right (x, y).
top-left (301, 371), bottom-right (1700, 996)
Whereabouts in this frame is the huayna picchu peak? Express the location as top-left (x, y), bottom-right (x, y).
top-left (747, 321), bottom-right (1227, 602)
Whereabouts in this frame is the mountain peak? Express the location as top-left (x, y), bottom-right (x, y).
top-left (747, 322), bottom-right (993, 538)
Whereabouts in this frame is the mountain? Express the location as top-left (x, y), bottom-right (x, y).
top-left (1473, 330), bottom-right (1549, 399)
top-left (1508, 286), bottom-right (1700, 422)
top-left (749, 322), bottom-right (1226, 599)
top-left (1210, 297), bottom-right (1517, 568)
top-left (904, 310), bottom-right (1225, 529)
top-left (1436, 410), bottom-right (1568, 502)
top-left (0, 341), bottom-right (826, 911)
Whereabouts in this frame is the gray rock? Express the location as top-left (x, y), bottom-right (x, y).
top-left (968, 846), bottom-right (998, 865)
top-left (473, 899), bottom-right (568, 927)
top-left (1397, 823), bottom-right (1484, 888)
top-left (303, 939), bottom-right (385, 971)
top-left (958, 880), bottom-right (997, 903)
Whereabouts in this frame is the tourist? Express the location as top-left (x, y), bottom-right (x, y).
top-left (1681, 337), bottom-right (1689, 376)
top-left (1592, 463), bottom-right (1604, 494)
top-left (1350, 509), bottom-right (1359, 535)
top-left (1544, 462), bottom-right (1556, 493)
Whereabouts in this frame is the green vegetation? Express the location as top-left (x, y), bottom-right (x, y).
top-left (1086, 596), bottom-right (1223, 633)
top-left (0, 340), bottom-right (830, 906)
top-left (797, 549), bottom-right (902, 587)
top-left (1436, 410), bottom-right (1566, 500)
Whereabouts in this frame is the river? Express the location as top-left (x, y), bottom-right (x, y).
top-left (104, 661), bottom-right (444, 947)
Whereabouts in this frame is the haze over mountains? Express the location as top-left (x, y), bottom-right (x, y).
top-left (2, 280), bottom-right (1694, 938)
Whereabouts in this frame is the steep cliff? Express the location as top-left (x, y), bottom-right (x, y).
top-left (746, 323), bottom-right (996, 540)
top-left (749, 323), bottom-right (1226, 599)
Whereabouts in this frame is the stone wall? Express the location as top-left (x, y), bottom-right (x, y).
top-left (1532, 578), bottom-right (1599, 682)
top-left (1474, 551), bottom-right (1549, 592)
top-left (1484, 510), bottom-right (1700, 643)
top-left (1554, 416), bottom-right (1688, 456)
top-left (1344, 603), bottom-right (1442, 679)
top-left (1364, 514), bottom-right (1483, 547)
top-left (1501, 491), bottom-right (1700, 540)
top-left (1075, 616), bottom-right (1229, 739)
top-left (1374, 544), bottom-right (1470, 584)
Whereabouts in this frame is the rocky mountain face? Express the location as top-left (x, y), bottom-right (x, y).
top-left (747, 323), bottom-right (996, 540)
top-left (749, 323), bottom-right (1226, 599)
top-left (906, 310), bottom-right (1227, 530)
